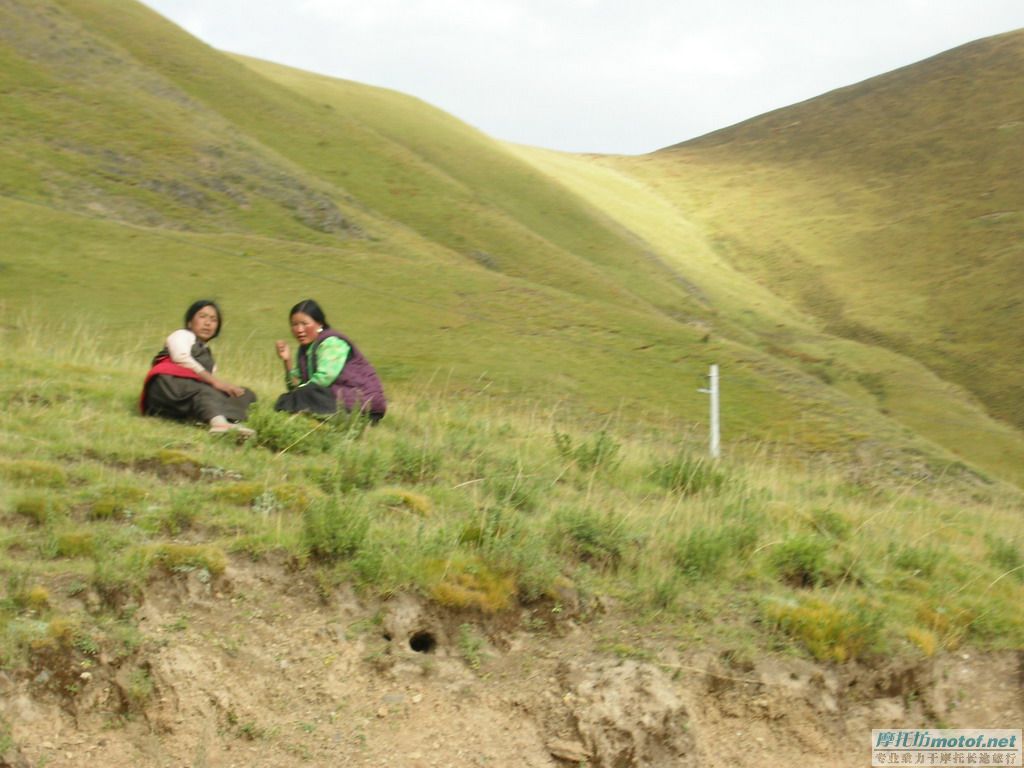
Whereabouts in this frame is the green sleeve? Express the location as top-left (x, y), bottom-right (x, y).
top-left (304, 336), bottom-right (350, 388)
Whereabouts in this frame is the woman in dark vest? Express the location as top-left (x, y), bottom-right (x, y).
top-left (273, 299), bottom-right (387, 422)
top-left (140, 299), bottom-right (257, 436)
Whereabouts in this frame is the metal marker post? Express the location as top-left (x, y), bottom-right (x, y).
top-left (698, 365), bottom-right (720, 459)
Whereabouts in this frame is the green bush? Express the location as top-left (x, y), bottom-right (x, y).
top-left (674, 523), bottom-right (758, 581)
top-left (553, 507), bottom-right (630, 571)
top-left (768, 534), bottom-right (833, 588)
top-left (157, 502), bottom-right (197, 536)
top-left (302, 499), bottom-right (370, 563)
top-left (248, 405), bottom-right (366, 454)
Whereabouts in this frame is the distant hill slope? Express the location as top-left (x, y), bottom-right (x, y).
top-left (1, 0), bottom-right (1022, 487)
top-left (622, 30), bottom-right (1024, 433)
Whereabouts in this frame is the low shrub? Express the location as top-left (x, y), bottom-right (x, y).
top-left (302, 499), bottom-right (370, 562)
top-left (247, 406), bottom-right (363, 454)
top-left (674, 523), bottom-right (758, 581)
top-left (768, 534), bottom-right (833, 588)
top-left (552, 507), bottom-right (630, 571)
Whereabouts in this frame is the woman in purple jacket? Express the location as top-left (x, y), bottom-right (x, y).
top-left (273, 299), bottom-right (387, 421)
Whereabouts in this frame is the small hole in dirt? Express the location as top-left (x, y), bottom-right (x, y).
top-left (382, 632), bottom-right (392, 642)
top-left (409, 631), bottom-right (437, 654)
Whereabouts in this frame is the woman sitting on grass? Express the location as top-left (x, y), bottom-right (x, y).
top-left (273, 298), bottom-right (387, 422)
top-left (140, 299), bottom-right (257, 436)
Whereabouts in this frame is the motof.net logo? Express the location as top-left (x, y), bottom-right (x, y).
top-left (872, 729), bottom-right (1021, 766)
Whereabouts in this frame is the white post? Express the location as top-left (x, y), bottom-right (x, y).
top-left (698, 364), bottom-right (721, 459)
top-left (709, 364), bottom-right (720, 459)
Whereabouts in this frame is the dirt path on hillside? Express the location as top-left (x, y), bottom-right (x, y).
top-left (2, 559), bottom-right (1020, 768)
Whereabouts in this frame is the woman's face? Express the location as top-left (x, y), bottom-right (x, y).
top-left (188, 305), bottom-right (220, 342)
top-left (290, 312), bottom-right (321, 345)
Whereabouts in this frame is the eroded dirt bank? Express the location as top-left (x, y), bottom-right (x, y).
top-left (2, 559), bottom-right (1020, 767)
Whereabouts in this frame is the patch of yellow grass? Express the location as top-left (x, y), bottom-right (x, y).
top-left (55, 531), bottom-right (96, 558)
top-left (375, 487), bottom-right (433, 517)
top-left (143, 543), bottom-right (228, 576)
top-left (26, 585), bottom-right (50, 611)
top-left (764, 595), bottom-right (879, 663)
top-left (915, 603), bottom-right (972, 651)
top-left (905, 626), bottom-right (939, 657)
top-left (212, 482), bottom-right (319, 513)
top-left (427, 555), bottom-right (516, 613)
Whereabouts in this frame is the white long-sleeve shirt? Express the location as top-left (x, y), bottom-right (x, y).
top-left (165, 329), bottom-right (216, 375)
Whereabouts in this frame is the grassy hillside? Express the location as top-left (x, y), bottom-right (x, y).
top-left (602, 30), bottom-right (1024, 438)
top-left (0, 0), bottom-right (1022, 495)
top-left (2, 325), bottom-right (1023, 685)
top-left (2, 7), bottom-right (1024, 757)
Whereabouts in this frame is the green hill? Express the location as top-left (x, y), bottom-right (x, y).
top-left (593, 29), bottom-right (1024, 476)
top-left (1, 1), bottom-right (1023, 489)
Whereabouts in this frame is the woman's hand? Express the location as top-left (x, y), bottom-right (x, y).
top-left (275, 340), bottom-right (291, 365)
top-left (212, 378), bottom-right (246, 398)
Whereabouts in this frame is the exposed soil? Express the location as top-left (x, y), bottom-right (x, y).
top-left (2, 558), bottom-right (1020, 768)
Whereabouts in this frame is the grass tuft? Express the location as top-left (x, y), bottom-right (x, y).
top-left (138, 543), bottom-right (228, 577)
top-left (651, 451), bottom-right (726, 496)
top-left (674, 523), bottom-right (758, 581)
top-left (302, 499), bottom-right (370, 563)
top-left (427, 555), bottom-right (517, 613)
top-left (768, 534), bottom-right (834, 588)
top-left (764, 595), bottom-right (882, 662)
top-left (0, 459), bottom-right (67, 488)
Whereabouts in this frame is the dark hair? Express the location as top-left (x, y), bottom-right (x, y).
top-left (289, 299), bottom-right (329, 328)
top-left (184, 299), bottom-right (222, 339)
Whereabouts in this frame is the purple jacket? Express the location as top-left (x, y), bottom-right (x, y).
top-left (298, 329), bottom-right (387, 417)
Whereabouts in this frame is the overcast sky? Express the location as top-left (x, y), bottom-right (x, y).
top-left (140, 0), bottom-right (1023, 155)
